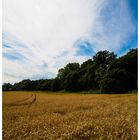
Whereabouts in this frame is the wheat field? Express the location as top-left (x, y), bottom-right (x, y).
top-left (3, 91), bottom-right (137, 140)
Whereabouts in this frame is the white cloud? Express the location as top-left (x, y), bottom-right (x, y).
top-left (3, 0), bottom-right (136, 83)
top-left (88, 0), bottom-right (136, 52)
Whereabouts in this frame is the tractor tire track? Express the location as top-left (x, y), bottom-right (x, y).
top-left (13, 94), bottom-right (33, 104)
top-left (4, 94), bottom-right (36, 107)
top-left (28, 94), bottom-right (36, 108)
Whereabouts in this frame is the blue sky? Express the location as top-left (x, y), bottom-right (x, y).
top-left (117, 0), bottom-right (137, 55)
top-left (3, 0), bottom-right (138, 83)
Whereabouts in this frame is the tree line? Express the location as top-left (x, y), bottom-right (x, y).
top-left (3, 49), bottom-right (137, 93)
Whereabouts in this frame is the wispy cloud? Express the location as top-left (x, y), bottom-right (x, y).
top-left (3, 0), bottom-right (137, 83)
top-left (88, 0), bottom-right (137, 52)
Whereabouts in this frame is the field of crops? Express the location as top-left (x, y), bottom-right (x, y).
top-left (3, 91), bottom-right (137, 140)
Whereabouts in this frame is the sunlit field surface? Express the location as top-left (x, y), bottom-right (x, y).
top-left (3, 91), bottom-right (137, 140)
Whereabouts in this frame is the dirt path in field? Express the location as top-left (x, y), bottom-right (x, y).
top-left (4, 94), bottom-right (36, 107)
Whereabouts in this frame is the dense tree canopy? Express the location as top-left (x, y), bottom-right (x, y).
top-left (3, 49), bottom-right (137, 93)
top-left (2, 83), bottom-right (12, 91)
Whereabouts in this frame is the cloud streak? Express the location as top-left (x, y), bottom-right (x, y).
top-left (3, 0), bottom-right (137, 83)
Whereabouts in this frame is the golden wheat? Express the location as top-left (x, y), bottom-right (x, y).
top-left (3, 91), bottom-right (137, 140)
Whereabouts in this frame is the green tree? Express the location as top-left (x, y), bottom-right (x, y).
top-left (57, 63), bottom-right (80, 90)
top-left (64, 71), bottom-right (80, 91)
top-left (93, 50), bottom-right (117, 87)
top-left (13, 79), bottom-right (31, 91)
top-left (2, 83), bottom-right (12, 91)
top-left (93, 50), bottom-right (117, 65)
top-left (100, 69), bottom-right (134, 93)
top-left (51, 78), bottom-right (62, 91)
top-left (100, 49), bottom-right (138, 93)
